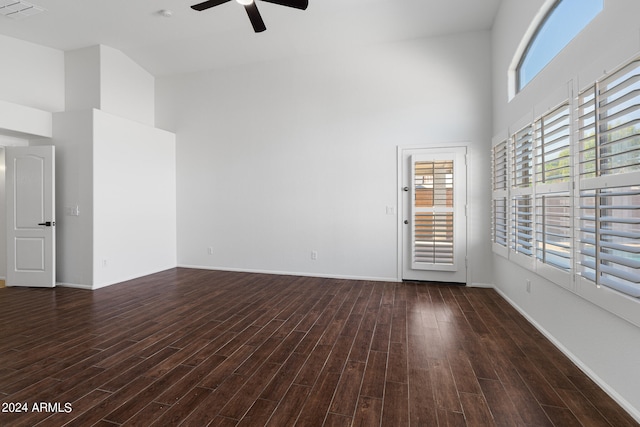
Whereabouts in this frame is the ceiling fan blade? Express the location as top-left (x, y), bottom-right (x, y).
top-left (191, 0), bottom-right (232, 11)
top-left (260, 0), bottom-right (308, 10)
top-left (245, 3), bottom-right (267, 33)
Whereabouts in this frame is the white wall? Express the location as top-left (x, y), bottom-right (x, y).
top-left (55, 46), bottom-right (175, 289)
top-left (65, 46), bottom-right (101, 114)
top-left (52, 110), bottom-right (95, 287)
top-left (93, 110), bottom-right (176, 288)
top-left (492, 0), bottom-right (640, 419)
top-left (0, 100), bottom-right (52, 138)
top-left (0, 34), bottom-right (64, 112)
top-left (156, 31), bottom-right (494, 283)
top-left (100, 45), bottom-right (155, 126)
top-left (66, 45), bottom-right (155, 126)
top-left (53, 110), bottom-right (177, 289)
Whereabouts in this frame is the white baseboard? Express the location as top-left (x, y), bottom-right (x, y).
top-left (493, 286), bottom-right (640, 424)
top-left (57, 282), bottom-right (92, 290)
top-left (468, 282), bottom-right (495, 288)
top-left (177, 264), bottom-right (399, 283)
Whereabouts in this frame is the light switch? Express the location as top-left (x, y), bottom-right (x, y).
top-left (66, 205), bottom-right (80, 216)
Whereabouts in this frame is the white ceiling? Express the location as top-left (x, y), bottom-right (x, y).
top-left (0, 0), bottom-right (502, 76)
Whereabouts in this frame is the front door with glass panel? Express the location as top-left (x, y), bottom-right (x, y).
top-left (401, 147), bottom-right (467, 283)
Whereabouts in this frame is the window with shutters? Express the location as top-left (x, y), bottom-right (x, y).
top-left (510, 125), bottom-right (535, 263)
top-left (577, 58), bottom-right (640, 298)
top-left (533, 102), bottom-right (573, 278)
top-left (492, 140), bottom-right (508, 252)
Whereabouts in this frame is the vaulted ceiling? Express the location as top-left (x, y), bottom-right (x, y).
top-left (0, 0), bottom-right (502, 76)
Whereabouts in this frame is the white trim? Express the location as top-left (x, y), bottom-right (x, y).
top-left (492, 242), bottom-right (509, 259)
top-left (507, 0), bottom-right (559, 100)
top-left (57, 282), bottom-right (92, 290)
top-left (535, 261), bottom-right (573, 291)
top-left (467, 282), bottom-right (494, 289)
top-left (576, 276), bottom-right (640, 329)
top-left (493, 285), bottom-right (640, 424)
top-left (579, 171), bottom-right (640, 191)
top-left (90, 266), bottom-right (178, 290)
top-left (179, 264), bottom-right (399, 283)
top-left (509, 111), bottom-right (535, 137)
top-left (533, 80), bottom-right (572, 119)
top-left (509, 251), bottom-right (535, 271)
top-left (396, 146), bottom-right (404, 282)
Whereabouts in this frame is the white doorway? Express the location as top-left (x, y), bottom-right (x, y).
top-left (399, 146), bottom-right (468, 283)
top-left (5, 145), bottom-right (56, 287)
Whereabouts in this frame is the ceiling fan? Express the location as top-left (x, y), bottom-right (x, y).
top-left (191, 0), bottom-right (308, 33)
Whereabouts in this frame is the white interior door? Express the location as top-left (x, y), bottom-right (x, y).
top-left (401, 146), bottom-right (467, 283)
top-left (6, 146), bottom-right (56, 287)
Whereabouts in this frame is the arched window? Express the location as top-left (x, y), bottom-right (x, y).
top-left (517, 0), bottom-right (603, 92)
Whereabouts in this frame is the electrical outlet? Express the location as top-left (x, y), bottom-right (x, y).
top-left (311, 251), bottom-right (318, 260)
top-left (207, 247), bottom-right (214, 255)
top-left (526, 280), bottom-right (531, 293)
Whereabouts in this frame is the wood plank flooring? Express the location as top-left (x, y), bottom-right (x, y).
top-left (0, 268), bottom-right (636, 426)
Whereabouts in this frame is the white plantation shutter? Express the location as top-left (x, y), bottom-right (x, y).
top-left (512, 124), bottom-right (534, 189)
top-left (532, 102), bottom-right (573, 277)
top-left (578, 186), bottom-right (640, 297)
top-left (511, 195), bottom-right (533, 256)
top-left (535, 103), bottom-right (571, 185)
top-left (577, 86), bottom-right (598, 179)
top-left (493, 140), bottom-right (508, 191)
top-left (510, 125), bottom-right (535, 260)
top-left (535, 193), bottom-right (571, 271)
top-left (493, 197), bottom-right (508, 248)
top-left (577, 57), bottom-right (640, 297)
top-left (414, 212), bottom-right (454, 264)
top-left (412, 160), bottom-right (454, 266)
top-left (492, 140), bottom-right (508, 250)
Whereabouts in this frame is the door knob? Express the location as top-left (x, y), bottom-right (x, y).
top-left (403, 186), bottom-right (409, 191)
top-left (38, 221), bottom-right (55, 227)
top-left (404, 220), bottom-right (409, 224)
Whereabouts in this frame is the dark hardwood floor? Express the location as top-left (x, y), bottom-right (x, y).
top-left (0, 268), bottom-right (636, 426)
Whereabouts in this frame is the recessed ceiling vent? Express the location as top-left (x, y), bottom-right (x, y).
top-left (0, 0), bottom-right (45, 20)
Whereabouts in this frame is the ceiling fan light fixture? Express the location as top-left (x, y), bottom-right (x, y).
top-left (236, 0), bottom-right (254, 5)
